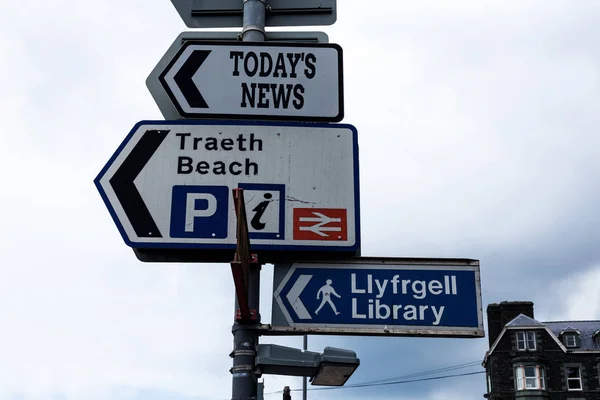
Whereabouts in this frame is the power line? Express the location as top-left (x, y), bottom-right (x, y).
top-left (347, 360), bottom-right (482, 386)
top-left (263, 363), bottom-right (485, 396)
top-left (310, 370), bottom-right (485, 391)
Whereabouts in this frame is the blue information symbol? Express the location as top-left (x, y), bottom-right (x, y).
top-left (170, 185), bottom-right (229, 238)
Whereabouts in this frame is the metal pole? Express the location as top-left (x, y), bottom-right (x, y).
top-left (231, 190), bottom-right (262, 400)
top-left (240, 0), bottom-right (266, 338)
top-left (231, 318), bottom-right (259, 400)
top-left (242, 0), bottom-right (267, 42)
top-left (232, 2), bottom-right (265, 399)
top-left (283, 386), bottom-right (292, 400)
top-left (257, 381), bottom-right (264, 400)
top-left (302, 335), bottom-right (307, 400)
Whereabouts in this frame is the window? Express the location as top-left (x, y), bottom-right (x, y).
top-left (515, 365), bottom-right (545, 390)
top-left (564, 333), bottom-right (577, 347)
top-left (560, 328), bottom-right (580, 348)
top-left (516, 331), bottom-right (536, 351)
top-left (566, 366), bottom-right (582, 390)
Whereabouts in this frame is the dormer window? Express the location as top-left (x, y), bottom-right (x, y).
top-left (593, 330), bottom-right (600, 348)
top-left (560, 327), bottom-right (580, 348)
top-left (516, 331), bottom-right (536, 351)
top-left (564, 334), bottom-right (577, 348)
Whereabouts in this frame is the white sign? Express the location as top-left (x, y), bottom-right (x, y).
top-left (95, 120), bottom-right (360, 253)
top-left (157, 41), bottom-right (343, 122)
top-left (146, 32), bottom-right (330, 121)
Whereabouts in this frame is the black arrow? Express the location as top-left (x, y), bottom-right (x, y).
top-left (173, 49), bottom-right (211, 108)
top-left (109, 130), bottom-right (169, 238)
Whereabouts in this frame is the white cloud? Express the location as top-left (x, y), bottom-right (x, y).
top-left (537, 265), bottom-right (600, 321)
top-left (1, 0), bottom-right (599, 399)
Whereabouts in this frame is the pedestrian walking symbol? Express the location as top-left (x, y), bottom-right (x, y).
top-left (315, 279), bottom-right (341, 316)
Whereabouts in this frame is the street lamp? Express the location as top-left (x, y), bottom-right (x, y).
top-left (256, 344), bottom-right (360, 386)
top-left (310, 347), bottom-right (360, 386)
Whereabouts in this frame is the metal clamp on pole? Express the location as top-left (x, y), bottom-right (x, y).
top-left (243, 0), bottom-right (268, 6)
top-left (231, 365), bottom-right (256, 373)
top-left (232, 349), bottom-right (257, 357)
top-left (241, 25), bottom-right (267, 41)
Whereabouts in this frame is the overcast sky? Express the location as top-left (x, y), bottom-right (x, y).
top-left (1, 0), bottom-right (600, 399)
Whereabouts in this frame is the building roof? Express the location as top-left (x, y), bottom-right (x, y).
top-left (506, 314), bottom-right (546, 328)
top-left (543, 320), bottom-right (600, 351)
top-left (484, 315), bottom-right (600, 365)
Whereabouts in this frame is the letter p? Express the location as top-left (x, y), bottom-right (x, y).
top-left (185, 193), bottom-right (217, 232)
top-left (170, 185), bottom-right (229, 239)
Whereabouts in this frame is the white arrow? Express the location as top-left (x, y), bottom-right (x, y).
top-left (298, 212), bottom-right (342, 237)
top-left (285, 274), bottom-right (313, 320)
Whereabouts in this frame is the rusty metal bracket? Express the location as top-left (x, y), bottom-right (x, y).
top-left (230, 188), bottom-right (259, 322)
top-left (235, 309), bottom-right (258, 322)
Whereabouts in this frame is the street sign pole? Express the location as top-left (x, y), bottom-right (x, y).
top-left (242, 0), bottom-right (266, 42)
top-left (302, 335), bottom-right (307, 400)
top-left (231, 3), bottom-right (266, 400)
top-left (231, 189), bottom-right (261, 400)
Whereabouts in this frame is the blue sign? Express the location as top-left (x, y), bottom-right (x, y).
top-left (271, 258), bottom-right (484, 337)
top-left (170, 185), bottom-right (229, 238)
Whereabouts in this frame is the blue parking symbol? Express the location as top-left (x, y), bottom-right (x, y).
top-left (170, 185), bottom-right (229, 238)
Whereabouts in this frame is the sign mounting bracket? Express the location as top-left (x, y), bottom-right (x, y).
top-left (230, 188), bottom-right (259, 322)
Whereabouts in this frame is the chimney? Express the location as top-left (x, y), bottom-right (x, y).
top-left (487, 301), bottom-right (534, 347)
